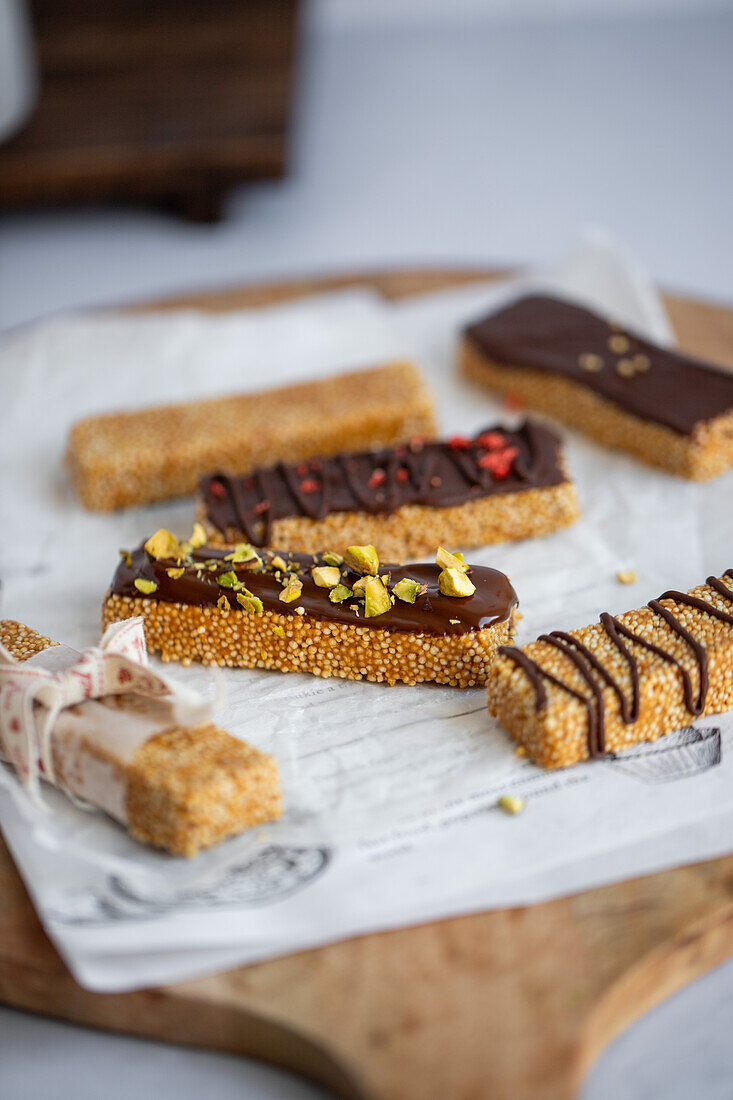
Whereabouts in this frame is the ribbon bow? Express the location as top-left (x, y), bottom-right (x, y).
top-left (0, 618), bottom-right (213, 807)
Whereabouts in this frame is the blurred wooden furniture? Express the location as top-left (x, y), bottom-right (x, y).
top-left (0, 0), bottom-right (299, 221)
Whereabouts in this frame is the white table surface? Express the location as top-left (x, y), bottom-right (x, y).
top-left (1, 8), bottom-right (732, 1097)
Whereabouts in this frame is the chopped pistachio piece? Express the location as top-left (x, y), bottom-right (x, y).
top-left (119, 549), bottom-right (132, 567)
top-left (226, 542), bottom-right (261, 566)
top-left (449, 619), bottom-right (461, 625)
top-left (364, 575), bottom-right (391, 618)
top-left (270, 555), bottom-right (287, 572)
top-left (189, 522), bottom-right (207, 549)
top-left (344, 544), bottom-right (379, 576)
top-left (322, 551), bottom-right (344, 567)
top-left (217, 570), bottom-right (240, 588)
top-left (279, 577), bottom-right (303, 604)
top-left (438, 567), bottom-right (476, 598)
top-left (237, 592), bottom-right (263, 614)
top-left (392, 577), bottom-right (424, 604)
top-left (312, 565), bottom-right (341, 588)
top-left (436, 546), bottom-right (469, 573)
top-left (166, 567), bottom-right (184, 579)
top-left (271, 625), bottom-right (285, 638)
top-left (144, 529), bottom-right (180, 561)
top-left (351, 576), bottom-right (368, 597)
top-left (134, 578), bottom-right (158, 595)
top-left (329, 583), bottom-right (352, 604)
top-left (217, 594), bottom-right (230, 612)
top-left (498, 795), bottom-right (525, 816)
top-left (616, 569), bottom-right (637, 585)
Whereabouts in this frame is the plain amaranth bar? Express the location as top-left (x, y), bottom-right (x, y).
top-left (68, 360), bottom-right (437, 511)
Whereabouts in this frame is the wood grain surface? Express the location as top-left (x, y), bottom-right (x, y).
top-left (2, 268), bottom-right (733, 1100)
top-left (0, 0), bottom-right (299, 220)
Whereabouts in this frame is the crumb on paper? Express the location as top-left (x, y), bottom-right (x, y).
top-left (498, 795), bottom-right (525, 816)
top-left (616, 569), bottom-right (637, 585)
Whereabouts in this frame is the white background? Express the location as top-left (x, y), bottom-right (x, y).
top-left (1, 2), bottom-right (732, 1097)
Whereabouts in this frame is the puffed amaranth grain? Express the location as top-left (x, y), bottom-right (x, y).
top-left (102, 594), bottom-right (518, 689)
top-left (487, 574), bottom-right (733, 770)
top-left (200, 481), bottom-right (580, 561)
top-left (461, 340), bottom-right (733, 480)
top-left (67, 360), bottom-right (436, 511)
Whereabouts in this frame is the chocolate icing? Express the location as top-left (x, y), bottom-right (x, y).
top-left (465, 295), bottom-right (733, 436)
top-left (110, 545), bottom-right (518, 638)
top-left (499, 571), bottom-right (733, 758)
top-left (201, 420), bottom-right (565, 545)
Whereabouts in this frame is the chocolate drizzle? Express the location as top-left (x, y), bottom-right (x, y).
top-left (201, 420), bottom-right (565, 546)
top-left (110, 545), bottom-right (518, 638)
top-left (499, 571), bottom-right (733, 759)
top-left (465, 295), bottom-right (733, 436)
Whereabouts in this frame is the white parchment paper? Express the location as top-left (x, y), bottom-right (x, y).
top-left (1, 232), bottom-right (732, 992)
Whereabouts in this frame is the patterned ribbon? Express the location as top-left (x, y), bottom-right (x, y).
top-left (0, 618), bottom-right (213, 807)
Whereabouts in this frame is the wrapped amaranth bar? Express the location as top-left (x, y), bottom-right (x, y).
top-left (0, 619), bottom-right (281, 856)
top-left (487, 571), bottom-right (733, 769)
top-left (103, 528), bottom-right (519, 688)
top-left (198, 420), bottom-right (580, 560)
top-left (460, 295), bottom-right (733, 480)
top-left (68, 361), bottom-right (436, 511)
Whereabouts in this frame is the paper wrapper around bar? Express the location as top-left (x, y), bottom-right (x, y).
top-left (0, 622), bottom-right (281, 854)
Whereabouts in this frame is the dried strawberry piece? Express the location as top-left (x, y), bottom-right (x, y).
top-left (368, 468), bottom-right (387, 489)
top-left (477, 431), bottom-right (506, 451)
top-left (255, 500), bottom-right (270, 514)
top-left (210, 480), bottom-right (226, 499)
top-left (478, 446), bottom-right (518, 478)
top-left (296, 463), bottom-right (309, 477)
top-left (300, 478), bottom-right (320, 494)
top-left (396, 468), bottom-right (409, 483)
top-left (448, 435), bottom-right (471, 450)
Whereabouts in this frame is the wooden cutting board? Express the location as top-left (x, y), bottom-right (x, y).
top-left (2, 269), bottom-right (733, 1100)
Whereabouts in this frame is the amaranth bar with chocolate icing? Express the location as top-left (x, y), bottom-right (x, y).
top-left (103, 529), bottom-right (519, 687)
top-left (460, 295), bottom-right (733, 480)
top-left (68, 360), bottom-right (436, 511)
top-left (0, 620), bottom-right (282, 856)
top-left (487, 571), bottom-right (733, 769)
top-left (198, 419), bottom-right (580, 560)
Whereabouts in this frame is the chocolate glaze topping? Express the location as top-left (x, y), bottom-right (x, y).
top-left (499, 571), bottom-right (733, 759)
top-left (201, 420), bottom-right (566, 545)
top-left (110, 545), bottom-right (518, 637)
top-left (465, 295), bottom-right (733, 436)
